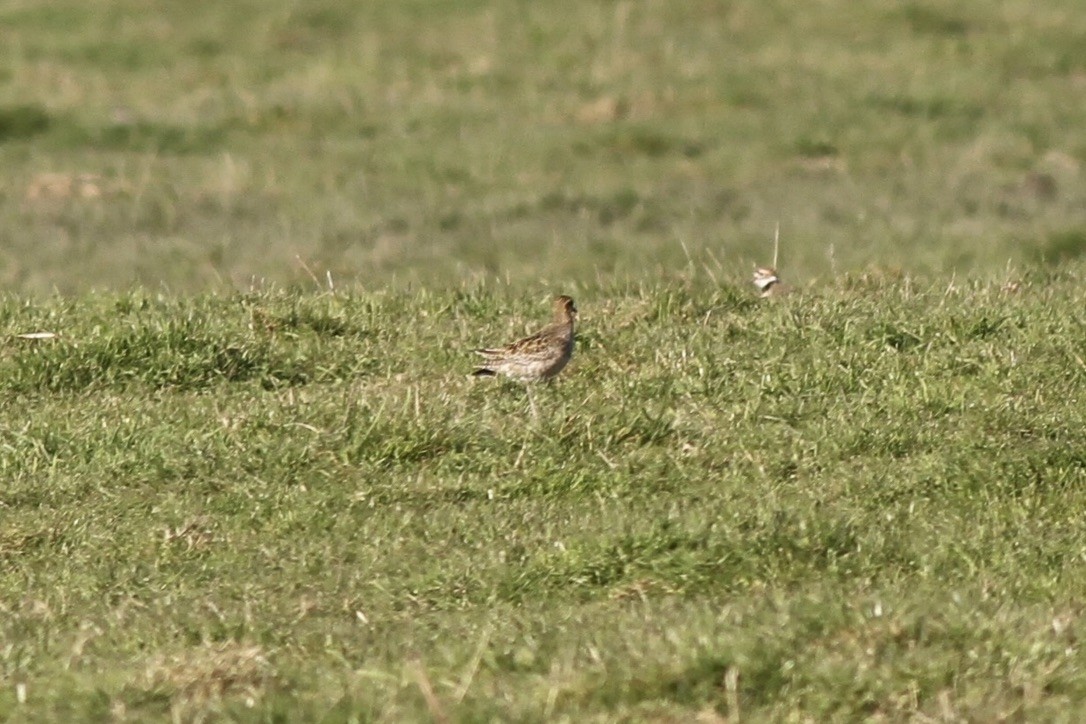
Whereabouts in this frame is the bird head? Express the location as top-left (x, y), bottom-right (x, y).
top-left (753, 267), bottom-right (781, 297)
top-left (553, 295), bottom-right (577, 322)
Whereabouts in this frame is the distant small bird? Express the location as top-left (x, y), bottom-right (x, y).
top-left (754, 222), bottom-right (788, 298)
top-left (753, 267), bottom-right (785, 298)
top-left (472, 295), bottom-right (577, 381)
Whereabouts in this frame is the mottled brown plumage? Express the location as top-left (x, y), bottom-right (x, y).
top-left (472, 296), bottom-right (577, 381)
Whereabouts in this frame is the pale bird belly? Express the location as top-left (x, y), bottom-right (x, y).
top-left (506, 339), bottom-right (572, 381)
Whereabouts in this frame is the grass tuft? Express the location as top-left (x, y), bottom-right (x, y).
top-left (0, 104), bottom-right (51, 141)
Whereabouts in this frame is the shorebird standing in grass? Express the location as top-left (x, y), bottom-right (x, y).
top-left (753, 266), bottom-right (784, 297)
top-left (472, 295), bottom-right (578, 418)
top-left (753, 222), bottom-right (787, 297)
top-left (472, 295), bottom-right (577, 381)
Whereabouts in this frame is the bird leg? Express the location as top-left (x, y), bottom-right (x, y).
top-left (525, 384), bottom-right (539, 424)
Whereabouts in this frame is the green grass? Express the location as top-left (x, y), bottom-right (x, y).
top-left (2, 271), bottom-right (1086, 720)
top-left (3, 0), bottom-right (1086, 719)
top-left (2, 0), bottom-right (1086, 293)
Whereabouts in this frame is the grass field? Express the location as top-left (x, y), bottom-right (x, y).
top-left (3, 0), bottom-right (1086, 721)
top-left (3, 0), bottom-right (1086, 292)
top-left (3, 277), bottom-right (1086, 720)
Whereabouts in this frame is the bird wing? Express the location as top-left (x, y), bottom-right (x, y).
top-left (475, 327), bottom-right (554, 359)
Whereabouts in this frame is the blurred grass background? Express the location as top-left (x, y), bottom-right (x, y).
top-left (2, 0), bottom-right (1085, 294)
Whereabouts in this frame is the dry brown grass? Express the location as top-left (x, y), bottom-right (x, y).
top-left (141, 643), bottom-right (273, 718)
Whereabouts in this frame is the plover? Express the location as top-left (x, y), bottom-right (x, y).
top-left (472, 295), bottom-right (577, 381)
top-left (753, 267), bottom-right (784, 298)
